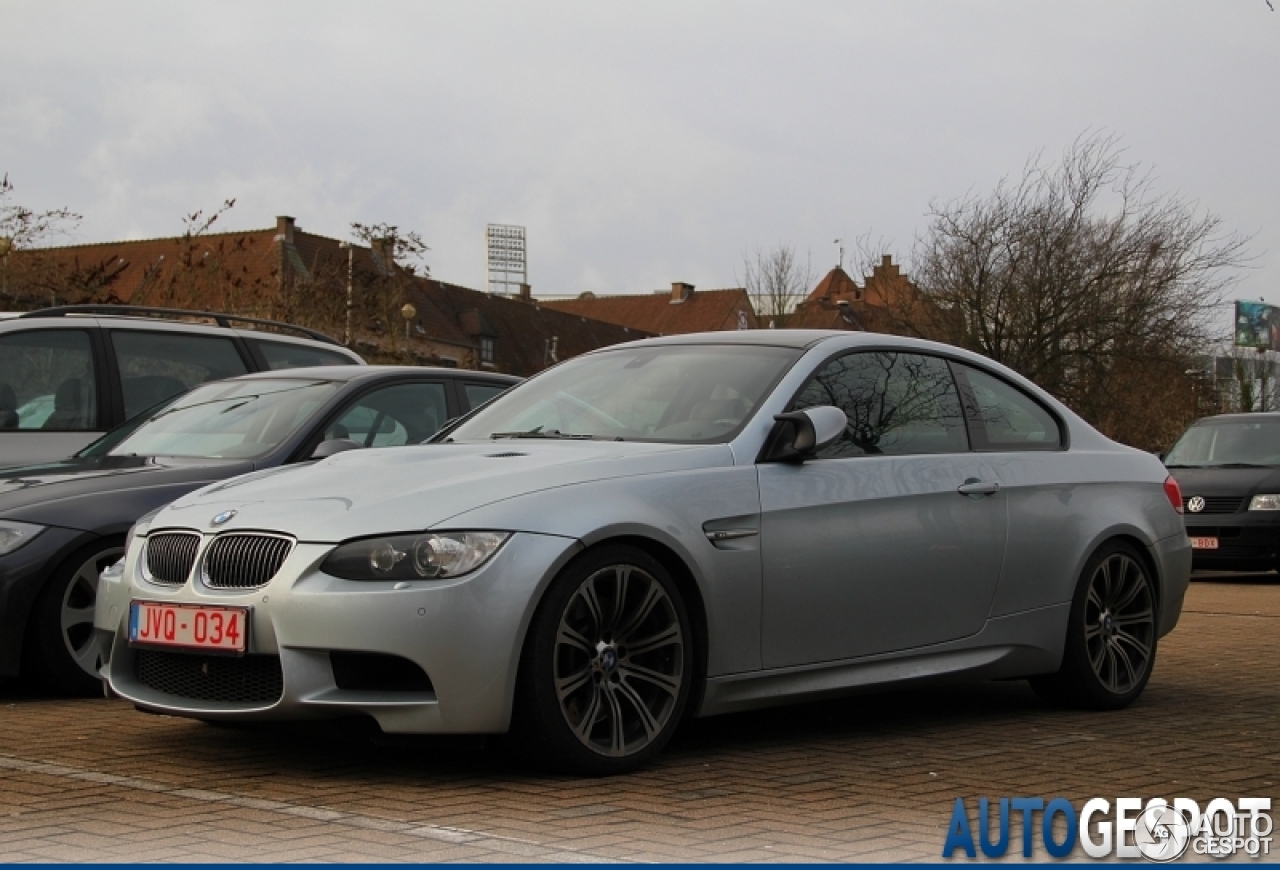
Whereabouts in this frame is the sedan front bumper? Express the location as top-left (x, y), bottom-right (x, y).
top-left (98, 530), bottom-right (581, 733)
top-left (1183, 510), bottom-right (1280, 572)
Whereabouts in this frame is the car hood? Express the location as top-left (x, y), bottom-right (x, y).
top-left (0, 455), bottom-right (255, 519)
top-left (156, 441), bottom-right (735, 542)
top-left (1166, 465), bottom-right (1280, 501)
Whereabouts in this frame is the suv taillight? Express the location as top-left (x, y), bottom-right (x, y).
top-left (1164, 475), bottom-right (1183, 514)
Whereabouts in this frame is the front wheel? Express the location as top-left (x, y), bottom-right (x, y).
top-left (25, 540), bottom-right (124, 695)
top-left (1031, 541), bottom-right (1158, 710)
top-left (509, 545), bottom-right (693, 775)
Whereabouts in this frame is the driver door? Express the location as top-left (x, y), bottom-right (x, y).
top-left (758, 351), bottom-right (1007, 668)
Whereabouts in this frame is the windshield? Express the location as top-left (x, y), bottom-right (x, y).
top-left (109, 379), bottom-right (341, 459)
top-left (1165, 418), bottom-right (1280, 468)
top-left (448, 344), bottom-right (802, 443)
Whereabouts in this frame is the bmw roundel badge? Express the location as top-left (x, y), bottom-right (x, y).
top-left (211, 509), bottom-right (238, 527)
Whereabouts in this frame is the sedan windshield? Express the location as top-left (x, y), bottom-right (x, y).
top-left (109, 379), bottom-right (340, 459)
top-left (1165, 418), bottom-right (1280, 467)
top-left (448, 344), bottom-right (802, 444)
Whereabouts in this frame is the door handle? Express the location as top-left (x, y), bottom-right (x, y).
top-left (957, 478), bottom-right (1000, 497)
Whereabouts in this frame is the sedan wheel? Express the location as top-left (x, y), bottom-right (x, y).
top-left (25, 541), bottom-right (124, 695)
top-left (1032, 541), bottom-right (1157, 710)
top-left (511, 545), bottom-right (693, 774)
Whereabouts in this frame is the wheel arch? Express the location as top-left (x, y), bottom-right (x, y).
top-left (1078, 527), bottom-right (1163, 611)
top-left (21, 532), bottom-right (125, 684)
top-left (512, 532), bottom-right (711, 727)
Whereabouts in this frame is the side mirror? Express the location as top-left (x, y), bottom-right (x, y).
top-left (765, 406), bottom-right (847, 463)
top-left (310, 438), bottom-right (363, 460)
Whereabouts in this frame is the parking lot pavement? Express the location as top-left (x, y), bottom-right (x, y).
top-left (1, 578), bottom-right (1277, 863)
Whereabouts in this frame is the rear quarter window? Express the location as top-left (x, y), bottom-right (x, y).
top-left (256, 340), bottom-right (354, 370)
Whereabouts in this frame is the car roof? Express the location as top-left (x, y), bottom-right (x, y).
top-left (1190, 412), bottom-right (1280, 424)
top-left (227, 365), bottom-right (521, 384)
top-left (605, 329), bottom-right (851, 351)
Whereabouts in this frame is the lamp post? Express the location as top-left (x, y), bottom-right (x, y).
top-left (338, 241), bottom-right (353, 346)
top-left (400, 302), bottom-right (416, 346)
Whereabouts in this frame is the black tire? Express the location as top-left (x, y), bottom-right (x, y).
top-left (24, 539), bottom-right (124, 696)
top-left (508, 544), bottom-right (693, 775)
top-left (1031, 540), bottom-right (1158, 710)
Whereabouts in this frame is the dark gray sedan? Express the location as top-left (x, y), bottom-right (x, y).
top-left (0, 365), bottom-right (517, 693)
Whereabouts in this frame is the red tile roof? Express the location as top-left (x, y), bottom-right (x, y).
top-left (10, 217), bottom-right (648, 376)
top-left (543, 285), bottom-right (759, 335)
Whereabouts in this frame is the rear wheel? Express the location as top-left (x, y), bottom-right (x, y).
top-left (1032, 541), bottom-right (1157, 710)
top-left (25, 540), bottom-right (124, 695)
top-left (509, 545), bottom-right (692, 775)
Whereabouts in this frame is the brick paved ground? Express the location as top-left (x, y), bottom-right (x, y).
top-left (0, 577), bottom-right (1276, 863)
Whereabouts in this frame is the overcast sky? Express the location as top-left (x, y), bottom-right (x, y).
top-left (2, 1), bottom-right (1275, 320)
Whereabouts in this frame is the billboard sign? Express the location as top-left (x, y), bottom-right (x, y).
top-left (486, 224), bottom-right (526, 295)
top-left (1235, 301), bottom-right (1280, 352)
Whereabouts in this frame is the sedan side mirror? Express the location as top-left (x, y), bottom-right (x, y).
top-left (764, 406), bottom-right (847, 463)
top-left (310, 438), bottom-right (364, 460)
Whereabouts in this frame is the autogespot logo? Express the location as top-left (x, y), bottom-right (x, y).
top-left (942, 797), bottom-right (1273, 861)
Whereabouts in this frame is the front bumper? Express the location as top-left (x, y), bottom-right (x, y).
top-left (0, 525), bottom-right (93, 677)
top-left (1183, 510), bottom-right (1280, 572)
top-left (98, 530), bottom-right (580, 733)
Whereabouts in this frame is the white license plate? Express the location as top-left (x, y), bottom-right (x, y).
top-left (129, 601), bottom-right (248, 654)
top-left (1190, 536), bottom-right (1219, 550)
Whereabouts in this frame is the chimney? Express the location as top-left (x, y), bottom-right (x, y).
top-left (371, 237), bottom-right (395, 272)
top-left (275, 216), bottom-right (295, 244)
top-left (519, 283), bottom-right (532, 302)
top-left (670, 282), bottom-right (694, 304)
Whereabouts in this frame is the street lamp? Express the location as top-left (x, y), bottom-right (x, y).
top-left (338, 241), bottom-right (354, 346)
top-left (400, 302), bottom-right (416, 345)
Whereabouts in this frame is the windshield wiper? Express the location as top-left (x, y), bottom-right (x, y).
top-left (1209, 462), bottom-right (1272, 468)
top-left (491, 428), bottom-right (600, 440)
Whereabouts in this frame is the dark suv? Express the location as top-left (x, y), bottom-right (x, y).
top-left (1164, 412), bottom-right (1280, 572)
top-left (0, 305), bottom-right (363, 466)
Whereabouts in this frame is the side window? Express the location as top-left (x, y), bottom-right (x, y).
top-left (0, 329), bottom-right (98, 430)
top-left (324, 383), bottom-right (449, 447)
top-left (112, 331), bottom-right (248, 419)
top-left (256, 340), bottom-right (353, 370)
top-left (793, 351), bottom-right (967, 458)
top-left (464, 382), bottom-right (509, 411)
top-left (954, 364), bottom-right (1062, 451)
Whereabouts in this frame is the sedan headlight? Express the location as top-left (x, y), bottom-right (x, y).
top-left (0, 520), bottom-right (46, 556)
top-left (321, 531), bottom-right (510, 581)
top-left (1249, 494), bottom-right (1280, 511)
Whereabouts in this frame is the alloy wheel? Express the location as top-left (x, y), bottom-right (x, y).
top-left (1083, 552), bottom-right (1155, 695)
top-left (553, 563), bottom-right (685, 758)
top-left (61, 546), bottom-right (124, 678)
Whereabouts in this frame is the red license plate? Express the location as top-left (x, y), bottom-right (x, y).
top-left (129, 601), bottom-right (249, 654)
top-left (1190, 536), bottom-right (1219, 550)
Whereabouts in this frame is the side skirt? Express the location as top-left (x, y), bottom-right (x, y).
top-left (696, 603), bottom-right (1068, 717)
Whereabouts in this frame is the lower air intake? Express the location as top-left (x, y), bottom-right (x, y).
top-left (135, 650), bottom-right (283, 704)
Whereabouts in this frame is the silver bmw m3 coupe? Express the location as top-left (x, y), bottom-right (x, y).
top-left (97, 330), bottom-right (1191, 774)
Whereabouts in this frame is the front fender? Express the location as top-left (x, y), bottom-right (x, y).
top-left (441, 465), bottom-right (764, 676)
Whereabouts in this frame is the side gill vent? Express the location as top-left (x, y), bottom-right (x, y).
top-left (485, 452), bottom-right (527, 458)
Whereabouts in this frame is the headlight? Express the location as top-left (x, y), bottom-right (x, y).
top-left (0, 520), bottom-right (46, 556)
top-left (321, 531), bottom-right (510, 581)
top-left (1249, 494), bottom-right (1280, 511)
top-left (124, 506), bottom-right (166, 559)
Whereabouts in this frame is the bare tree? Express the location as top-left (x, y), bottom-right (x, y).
top-left (0, 174), bottom-right (129, 307)
top-left (348, 222), bottom-right (430, 356)
top-left (907, 132), bottom-right (1250, 450)
top-left (0, 173), bottom-right (81, 248)
top-left (741, 244), bottom-right (813, 323)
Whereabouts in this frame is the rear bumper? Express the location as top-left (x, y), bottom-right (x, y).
top-left (1151, 532), bottom-right (1192, 638)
